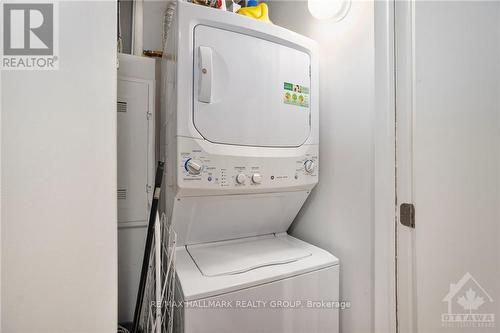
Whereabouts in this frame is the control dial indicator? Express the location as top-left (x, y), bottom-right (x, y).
top-left (251, 173), bottom-right (263, 184)
top-left (304, 160), bottom-right (315, 174)
top-left (236, 173), bottom-right (247, 185)
top-left (185, 158), bottom-right (203, 175)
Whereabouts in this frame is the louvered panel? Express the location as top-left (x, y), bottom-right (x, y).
top-left (117, 189), bottom-right (127, 200)
top-left (117, 101), bottom-right (127, 113)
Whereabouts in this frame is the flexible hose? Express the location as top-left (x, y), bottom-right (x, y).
top-left (162, 1), bottom-right (177, 51)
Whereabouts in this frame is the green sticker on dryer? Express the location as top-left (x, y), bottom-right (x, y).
top-left (283, 82), bottom-right (309, 108)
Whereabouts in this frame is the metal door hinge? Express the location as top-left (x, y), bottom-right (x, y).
top-left (146, 111), bottom-right (152, 120)
top-left (400, 203), bottom-right (415, 228)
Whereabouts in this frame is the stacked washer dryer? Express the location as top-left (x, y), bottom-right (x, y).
top-left (160, 2), bottom-right (339, 332)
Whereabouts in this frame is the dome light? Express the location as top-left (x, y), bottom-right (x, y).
top-left (308, 0), bottom-right (351, 21)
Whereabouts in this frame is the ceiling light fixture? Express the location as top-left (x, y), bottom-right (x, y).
top-left (308, 0), bottom-right (351, 21)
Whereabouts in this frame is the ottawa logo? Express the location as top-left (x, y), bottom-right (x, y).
top-left (442, 272), bottom-right (495, 328)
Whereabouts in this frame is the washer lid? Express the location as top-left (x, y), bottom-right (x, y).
top-left (186, 234), bottom-right (312, 277)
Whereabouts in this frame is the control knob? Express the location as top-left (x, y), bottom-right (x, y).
top-left (236, 173), bottom-right (247, 185)
top-left (304, 160), bottom-right (315, 174)
top-left (185, 159), bottom-right (203, 175)
top-left (251, 173), bottom-right (263, 184)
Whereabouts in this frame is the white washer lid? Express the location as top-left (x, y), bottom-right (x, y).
top-left (186, 234), bottom-right (312, 277)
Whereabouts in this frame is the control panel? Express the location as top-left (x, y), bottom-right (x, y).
top-left (176, 139), bottom-right (318, 191)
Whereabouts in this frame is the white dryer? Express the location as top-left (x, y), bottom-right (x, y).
top-left (161, 2), bottom-right (339, 332)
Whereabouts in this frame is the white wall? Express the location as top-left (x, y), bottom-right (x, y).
top-left (119, 0), bottom-right (168, 53)
top-left (267, 1), bottom-right (375, 332)
top-left (143, 0), bottom-right (169, 51)
top-left (1, 2), bottom-right (117, 332)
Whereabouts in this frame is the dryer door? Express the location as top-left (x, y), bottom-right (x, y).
top-left (193, 25), bottom-right (311, 147)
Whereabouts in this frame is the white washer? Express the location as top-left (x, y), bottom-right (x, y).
top-left (161, 2), bottom-right (339, 332)
top-left (175, 234), bottom-right (339, 333)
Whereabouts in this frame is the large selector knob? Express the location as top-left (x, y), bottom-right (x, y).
top-left (236, 173), bottom-right (247, 184)
top-left (185, 158), bottom-right (203, 175)
top-left (251, 173), bottom-right (262, 184)
top-left (304, 160), bottom-right (315, 173)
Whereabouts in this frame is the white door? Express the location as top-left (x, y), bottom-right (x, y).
top-left (395, 1), bottom-right (500, 332)
top-left (193, 25), bottom-right (311, 147)
top-left (117, 78), bottom-right (153, 225)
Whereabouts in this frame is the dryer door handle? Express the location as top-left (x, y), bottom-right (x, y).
top-left (198, 46), bottom-right (213, 103)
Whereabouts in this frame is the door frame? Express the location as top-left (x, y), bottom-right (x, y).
top-left (374, 0), bottom-right (398, 332)
top-left (394, 1), bottom-right (418, 332)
